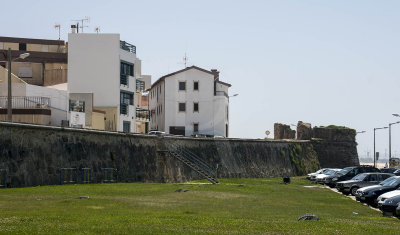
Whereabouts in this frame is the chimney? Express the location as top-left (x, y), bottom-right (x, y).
top-left (211, 69), bottom-right (219, 81)
top-left (71, 25), bottom-right (77, 34)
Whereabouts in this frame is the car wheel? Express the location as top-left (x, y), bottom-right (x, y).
top-left (351, 187), bottom-right (359, 196)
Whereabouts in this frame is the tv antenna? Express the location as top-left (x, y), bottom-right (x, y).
top-left (54, 24), bottom-right (61, 40)
top-left (178, 53), bottom-right (189, 68)
top-left (183, 53), bottom-right (188, 67)
top-left (72, 16), bottom-right (90, 33)
top-left (94, 26), bottom-right (101, 34)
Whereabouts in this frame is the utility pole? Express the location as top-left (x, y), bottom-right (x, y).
top-left (7, 48), bottom-right (12, 121)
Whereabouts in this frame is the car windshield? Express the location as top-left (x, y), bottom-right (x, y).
top-left (315, 169), bottom-right (324, 174)
top-left (382, 177), bottom-right (400, 187)
top-left (324, 170), bottom-right (337, 175)
top-left (352, 173), bottom-right (367, 181)
top-left (379, 177), bottom-right (398, 186)
top-left (337, 167), bottom-right (353, 176)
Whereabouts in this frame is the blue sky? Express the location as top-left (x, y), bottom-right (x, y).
top-left (2, 0), bottom-right (400, 160)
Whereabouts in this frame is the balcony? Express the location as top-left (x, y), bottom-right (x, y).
top-left (0, 96), bottom-right (51, 109)
top-left (120, 104), bottom-right (128, 115)
top-left (136, 108), bottom-right (150, 121)
top-left (136, 80), bottom-right (145, 92)
top-left (120, 41), bottom-right (136, 54)
top-left (120, 74), bottom-right (128, 86)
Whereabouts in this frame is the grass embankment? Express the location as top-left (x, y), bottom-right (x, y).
top-left (0, 178), bottom-right (399, 234)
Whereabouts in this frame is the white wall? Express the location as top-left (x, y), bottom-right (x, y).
top-left (68, 33), bottom-right (137, 132)
top-left (160, 68), bottom-right (228, 136)
top-left (68, 33), bottom-right (120, 107)
top-left (25, 84), bottom-right (68, 126)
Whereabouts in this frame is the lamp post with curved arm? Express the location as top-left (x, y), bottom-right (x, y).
top-left (374, 126), bottom-right (388, 168)
top-left (6, 48), bottom-right (30, 121)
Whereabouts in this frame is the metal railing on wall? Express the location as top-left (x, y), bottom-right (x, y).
top-left (60, 168), bottom-right (77, 185)
top-left (0, 96), bottom-right (51, 109)
top-left (120, 41), bottom-right (136, 54)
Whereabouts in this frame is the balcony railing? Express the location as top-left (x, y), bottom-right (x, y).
top-left (120, 41), bottom-right (136, 54)
top-left (120, 104), bottom-right (128, 115)
top-left (136, 108), bottom-right (150, 121)
top-left (0, 96), bottom-right (51, 109)
top-left (136, 80), bottom-right (145, 92)
top-left (120, 74), bottom-right (128, 86)
top-left (215, 91), bottom-right (228, 98)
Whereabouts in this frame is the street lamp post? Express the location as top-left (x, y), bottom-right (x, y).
top-left (374, 126), bottom-right (388, 168)
top-left (389, 121), bottom-right (400, 161)
top-left (7, 48), bottom-right (11, 121)
top-left (6, 48), bottom-right (30, 122)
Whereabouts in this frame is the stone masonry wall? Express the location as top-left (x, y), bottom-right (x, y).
top-left (312, 126), bottom-right (359, 168)
top-left (274, 123), bottom-right (295, 139)
top-left (0, 122), bottom-right (320, 187)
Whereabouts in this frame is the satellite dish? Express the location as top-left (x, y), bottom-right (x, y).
top-left (265, 130), bottom-right (270, 136)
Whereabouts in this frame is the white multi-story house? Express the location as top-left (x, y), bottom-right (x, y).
top-left (149, 66), bottom-right (231, 137)
top-left (68, 33), bottom-right (136, 132)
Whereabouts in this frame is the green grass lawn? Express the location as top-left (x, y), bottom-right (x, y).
top-left (0, 178), bottom-right (399, 234)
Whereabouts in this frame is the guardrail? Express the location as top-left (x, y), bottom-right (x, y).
top-left (120, 41), bottom-right (136, 54)
top-left (120, 74), bottom-right (129, 86)
top-left (0, 96), bottom-right (50, 109)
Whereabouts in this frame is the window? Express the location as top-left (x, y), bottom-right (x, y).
top-left (19, 43), bottom-right (26, 51)
top-left (179, 81), bottom-right (186, 91)
top-left (123, 121), bottom-right (131, 133)
top-left (194, 81), bottom-right (199, 91)
top-left (120, 62), bottom-right (134, 76)
top-left (178, 103), bottom-right (186, 112)
top-left (159, 85), bottom-right (161, 94)
top-left (69, 100), bottom-right (85, 112)
top-left (369, 174), bottom-right (378, 181)
top-left (193, 102), bottom-right (199, 112)
top-left (193, 123), bottom-right (199, 134)
top-left (120, 92), bottom-right (134, 105)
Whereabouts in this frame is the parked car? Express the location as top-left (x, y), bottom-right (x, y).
top-left (355, 176), bottom-right (400, 206)
top-left (148, 131), bottom-right (166, 135)
top-left (393, 169), bottom-right (400, 176)
top-left (336, 173), bottom-right (394, 196)
top-left (307, 168), bottom-right (330, 181)
top-left (314, 169), bottom-right (341, 184)
top-left (377, 194), bottom-right (400, 216)
top-left (324, 165), bottom-right (380, 188)
top-left (396, 204), bottom-right (400, 217)
top-left (380, 168), bottom-right (398, 174)
top-left (377, 190), bottom-right (400, 216)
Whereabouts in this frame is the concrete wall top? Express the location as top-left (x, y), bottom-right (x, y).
top-left (0, 121), bottom-right (309, 144)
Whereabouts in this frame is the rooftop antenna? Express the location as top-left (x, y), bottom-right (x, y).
top-left (54, 24), bottom-right (61, 40)
top-left (183, 53), bottom-right (188, 68)
top-left (94, 26), bottom-right (101, 34)
top-left (178, 53), bottom-right (189, 68)
top-left (72, 16), bottom-right (90, 33)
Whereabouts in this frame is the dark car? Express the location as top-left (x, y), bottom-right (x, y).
top-left (380, 168), bottom-right (398, 174)
top-left (396, 204), bottom-right (400, 218)
top-left (324, 165), bottom-right (380, 187)
top-left (393, 169), bottom-right (400, 176)
top-left (378, 194), bottom-right (400, 217)
top-left (355, 176), bottom-right (400, 206)
top-left (336, 173), bottom-right (394, 196)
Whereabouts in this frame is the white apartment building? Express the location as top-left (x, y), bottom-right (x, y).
top-left (149, 66), bottom-right (231, 137)
top-left (68, 33), bottom-right (136, 132)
